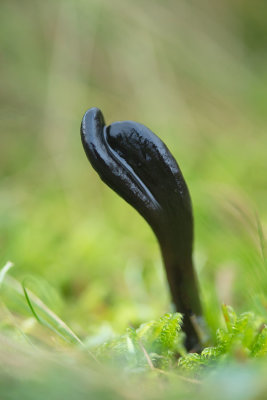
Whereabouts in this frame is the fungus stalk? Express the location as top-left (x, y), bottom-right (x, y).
top-left (80, 107), bottom-right (204, 351)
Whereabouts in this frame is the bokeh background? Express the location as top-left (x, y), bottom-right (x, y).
top-left (0, 0), bottom-right (266, 341)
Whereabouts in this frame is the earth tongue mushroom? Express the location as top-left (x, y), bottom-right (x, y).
top-left (81, 107), bottom-right (204, 351)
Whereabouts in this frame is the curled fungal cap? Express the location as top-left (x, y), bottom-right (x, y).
top-left (81, 107), bottom-right (192, 238)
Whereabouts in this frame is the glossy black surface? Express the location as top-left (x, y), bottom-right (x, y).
top-left (81, 107), bottom-right (203, 350)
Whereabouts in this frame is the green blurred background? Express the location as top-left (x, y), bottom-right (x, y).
top-left (0, 0), bottom-right (266, 341)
